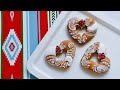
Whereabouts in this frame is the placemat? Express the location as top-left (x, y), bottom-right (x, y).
top-left (0, 11), bottom-right (61, 79)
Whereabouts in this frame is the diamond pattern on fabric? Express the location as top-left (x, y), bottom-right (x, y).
top-left (2, 29), bottom-right (22, 66)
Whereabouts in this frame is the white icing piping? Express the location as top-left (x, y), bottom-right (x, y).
top-left (65, 56), bottom-right (73, 66)
top-left (68, 17), bottom-right (79, 31)
top-left (96, 65), bottom-right (109, 73)
top-left (87, 22), bottom-right (97, 33)
top-left (97, 43), bottom-right (106, 54)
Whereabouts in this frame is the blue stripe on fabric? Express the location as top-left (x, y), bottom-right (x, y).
top-left (29, 11), bottom-right (38, 55)
top-left (28, 11), bottom-right (38, 79)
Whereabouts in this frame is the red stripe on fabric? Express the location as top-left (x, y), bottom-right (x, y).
top-left (2, 11), bottom-right (23, 79)
top-left (40, 11), bottom-right (48, 40)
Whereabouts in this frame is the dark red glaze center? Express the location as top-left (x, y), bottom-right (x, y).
top-left (56, 46), bottom-right (61, 54)
top-left (79, 19), bottom-right (85, 28)
top-left (98, 53), bottom-right (105, 59)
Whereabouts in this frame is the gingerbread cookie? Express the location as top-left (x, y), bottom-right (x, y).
top-left (80, 42), bottom-right (110, 73)
top-left (68, 17), bottom-right (97, 44)
top-left (45, 40), bottom-right (76, 69)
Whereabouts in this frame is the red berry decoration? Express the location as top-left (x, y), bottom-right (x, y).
top-left (56, 46), bottom-right (61, 54)
top-left (79, 19), bottom-right (85, 28)
top-left (98, 53), bottom-right (105, 59)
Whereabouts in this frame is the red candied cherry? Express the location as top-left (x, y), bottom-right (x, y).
top-left (78, 19), bottom-right (85, 28)
top-left (98, 53), bottom-right (105, 60)
top-left (56, 46), bottom-right (61, 54)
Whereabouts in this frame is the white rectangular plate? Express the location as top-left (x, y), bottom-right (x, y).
top-left (27, 11), bottom-right (120, 79)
